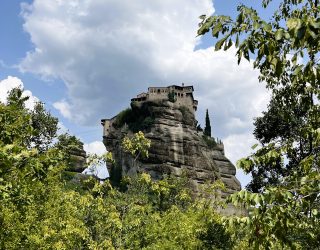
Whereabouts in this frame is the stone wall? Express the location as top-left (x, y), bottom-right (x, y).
top-left (131, 84), bottom-right (198, 114)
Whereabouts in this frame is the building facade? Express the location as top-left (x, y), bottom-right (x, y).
top-left (131, 83), bottom-right (198, 113)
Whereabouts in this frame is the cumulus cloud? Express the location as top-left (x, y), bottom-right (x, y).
top-left (19, 1), bottom-right (270, 185)
top-left (223, 132), bottom-right (258, 187)
top-left (53, 100), bottom-right (72, 120)
top-left (84, 141), bottom-right (106, 156)
top-left (0, 76), bottom-right (39, 109)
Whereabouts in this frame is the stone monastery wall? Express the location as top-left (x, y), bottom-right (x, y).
top-left (132, 84), bottom-right (198, 113)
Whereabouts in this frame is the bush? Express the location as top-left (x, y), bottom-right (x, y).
top-left (113, 104), bottom-right (155, 132)
top-left (202, 135), bottom-right (216, 148)
top-left (113, 108), bottom-right (134, 128)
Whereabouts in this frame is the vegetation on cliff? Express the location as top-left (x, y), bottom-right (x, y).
top-left (113, 102), bottom-right (155, 132)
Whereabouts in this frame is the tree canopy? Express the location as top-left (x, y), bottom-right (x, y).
top-left (199, 0), bottom-right (319, 248)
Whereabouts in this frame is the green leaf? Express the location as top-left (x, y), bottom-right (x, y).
top-left (275, 29), bottom-right (283, 40)
top-left (270, 57), bottom-right (278, 69)
top-left (292, 65), bottom-right (303, 75)
top-left (312, 209), bottom-right (318, 216)
top-left (284, 31), bottom-right (290, 39)
top-left (248, 40), bottom-right (255, 53)
top-left (235, 34), bottom-right (239, 47)
top-left (309, 20), bottom-right (320, 29)
top-left (263, 23), bottom-right (272, 32)
top-left (224, 39), bottom-right (233, 50)
top-left (253, 22), bottom-right (260, 30)
top-left (253, 193), bottom-right (260, 205)
top-left (292, 53), bottom-right (297, 65)
top-left (287, 18), bottom-right (301, 30)
top-left (212, 23), bottom-right (222, 37)
top-left (215, 37), bottom-right (227, 51)
top-left (199, 15), bottom-right (206, 21)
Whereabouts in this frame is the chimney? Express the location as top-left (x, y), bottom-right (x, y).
top-left (182, 83), bottom-right (184, 87)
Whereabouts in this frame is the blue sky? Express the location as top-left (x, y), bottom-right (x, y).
top-left (0, 0), bottom-right (275, 186)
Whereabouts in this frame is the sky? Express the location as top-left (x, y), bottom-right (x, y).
top-left (0, 0), bottom-right (276, 187)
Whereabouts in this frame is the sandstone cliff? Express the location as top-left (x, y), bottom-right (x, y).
top-left (103, 100), bottom-right (241, 197)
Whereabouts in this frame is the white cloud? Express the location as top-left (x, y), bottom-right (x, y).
top-left (53, 100), bottom-right (72, 119)
top-left (20, 1), bottom-right (270, 186)
top-left (0, 76), bottom-right (39, 109)
top-left (84, 141), bottom-right (106, 156)
top-left (223, 132), bottom-right (257, 187)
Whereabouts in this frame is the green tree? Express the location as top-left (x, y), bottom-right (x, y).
top-left (5, 87), bottom-right (58, 152)
top-left (55, 133), bottom-right (86, 172)
top-left (248, 91), bottom-right (310, 192)
top-left (31, 102), bottom-right (58, 152)
top-left (198, 0), bottom-right (319, 248)
top-left (204, 109), bottom-right (212, 137)
top-left (122, 131), bottom-right (151, 161)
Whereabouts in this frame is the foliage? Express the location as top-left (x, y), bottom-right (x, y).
top-left (204, 109), bottom-right (212, 137)
top-left (2, 87), bottom-right (58, 151)
top-left (55, 133), bottom-right (83, 152)
top-left (202, 135), bottom-right (217, 148)
top-left (30, 102), bottom-right (58, 152)
top-left (198, 0), bottom-right (320, 248)
top-left (0, 91), bottom-right (234, 249)
top-left (122, 131), bottom-right (151, 161)
top-left (113, 104), bottom-right (155, 132)
top-left (112, 107), bottom-right (133, 128)
top-left (55, 132), bottom-right (85, 171)
top-left (0, 96), bottom-right (32, 146)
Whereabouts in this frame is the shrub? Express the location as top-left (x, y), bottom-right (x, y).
top-left (113, 108), bottom-right (134, 128)
top-left (202, 135), bottom-right (216, 148)
top-left (113, 104), bottom-right (155, 132)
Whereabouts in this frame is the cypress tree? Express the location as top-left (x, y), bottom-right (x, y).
top-left (204, 109), bottom-right (211, 137)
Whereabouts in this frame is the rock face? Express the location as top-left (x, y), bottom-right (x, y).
top-left (103, 100), bottom-right (241, 197)
top-left (68, 147), bottom-right (87, 173)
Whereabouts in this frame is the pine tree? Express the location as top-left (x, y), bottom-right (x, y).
top-left (204, 109), bottom-right (211, 137)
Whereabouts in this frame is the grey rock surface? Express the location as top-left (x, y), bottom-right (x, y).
top-left (103, 100), bottom-right (241, 197)
top-left (68, 148), bottom-right (87, 173)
